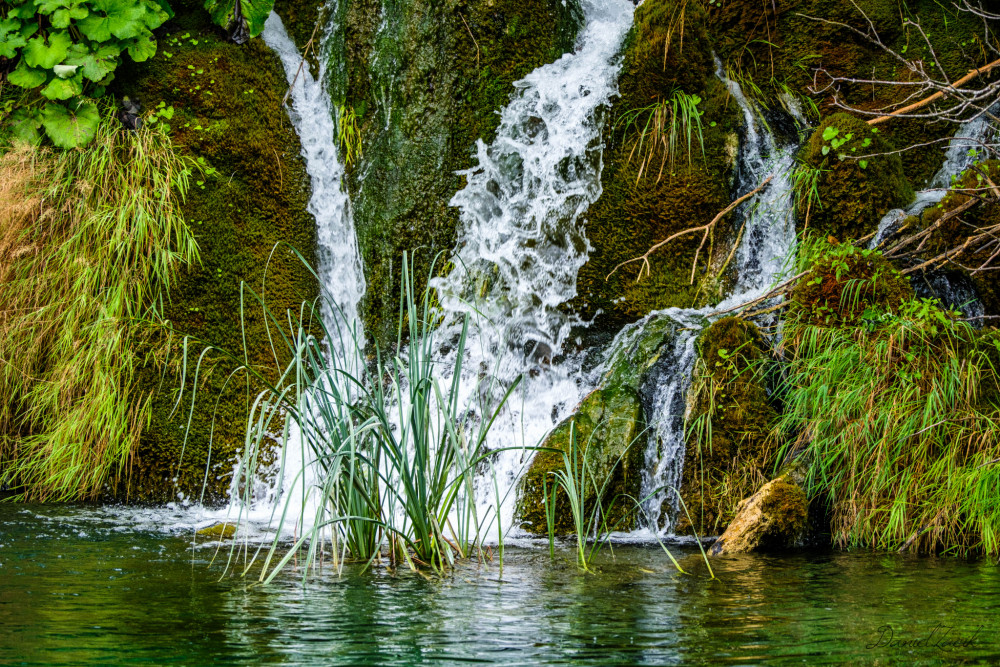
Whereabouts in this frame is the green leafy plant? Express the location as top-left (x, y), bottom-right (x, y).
top-left (336, 103), bottom-right (362, 166)
top-left (1, 0), bottom-right (170, 146)
top-left (203, 0), bottom-right (272, 44)
top-left (790, 161), bottom-right (824, 227)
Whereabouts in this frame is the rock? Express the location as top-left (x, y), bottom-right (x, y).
top-left (197, 523), bottom-right (236, 539)
top-left (515, 384), bottom-right (646, 534)
top-left (709, 466), bottom-right (808, 555)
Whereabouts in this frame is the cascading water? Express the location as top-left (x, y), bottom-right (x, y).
top-left (429, 0), bottom-right (636, 537)
top-left (629, 66), bottom-right (807, 535)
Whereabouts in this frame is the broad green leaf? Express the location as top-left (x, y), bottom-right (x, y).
top-left (52, 5), bottom-right (90, 28)
top-left (77, 0), bottom-right (145, 41)
top-left (139, 0), bottom-right (170, 29)
top-left (9, 108), bottom-right (44, 145)
top-left (204, 0), bottom-right (274, 43)
top-left (23, 30), bottom-right (72, 68)
top-left (7, 60), bottom-right (48, 88)
top-left (0, 18), bottom-right (29, 58)
top-left (125, 29), bottom-right (156, 61)
top-left (9, 2), bottom-right (38, 19)
top-left (64, 41), bottom-right (121, 81)
top-left (822, 125), bottom-right (839, 142)
top-left (41, 71), bottom-right (83, 99)
top-left (40, 100), bottom-right (99, 148)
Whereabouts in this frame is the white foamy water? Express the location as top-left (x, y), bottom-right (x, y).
top-left (429, 0), bottom-right (635, 539)
top-left (874, 109), bottom-right (1000, 247)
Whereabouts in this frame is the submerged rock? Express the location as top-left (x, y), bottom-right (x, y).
top-left (197, 523), bottom-right (237, 539)
top-left (709, 466), bottom-right (808, 555)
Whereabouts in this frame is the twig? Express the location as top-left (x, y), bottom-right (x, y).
top-left (281, 21), bottom-right (321, 109)
top-left (459, 13), bottom-right (480, 69)
top-left (868, 58), bottom-right (1000, 125)
top-left (606, 176), bottom-right (773, 284)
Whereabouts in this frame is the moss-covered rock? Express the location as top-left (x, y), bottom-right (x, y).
top-left (800, 113), bottom-right (912, 241)
top-left (338, 0), bottom-right (582, 348)
top-left (573, 0), bottom-right (742, 331)
top-left (708, 474), bottom-right (808, 555)
top-left (677, 317), bottom-right (777, 536)
top-left (116, 0), bottom-right (319, 501)
top-left (792, 243), bottom-right (913, 325)
top-left (515, 384), bottom-right (645, 535)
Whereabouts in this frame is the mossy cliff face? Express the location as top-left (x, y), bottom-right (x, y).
top-left (800, 113), bottom-right (912, 241)
top-left (678, 317), bottom-right (777, 536)
top-left (902, 160), bottom-right (1000, 317)
top-left (573, 0), bottom-right (742, 332)
top-left (708, 0), bottom-right (986, 187)
top-left (515, 385), bottom-right (645, 534)
top-left (337, 0), bottom-right (582, 348)
top-left (117, 0), bottom-right (319, 501)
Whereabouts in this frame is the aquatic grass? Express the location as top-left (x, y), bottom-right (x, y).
top-left (0, 111), bottom-right (199, 500)
top-left (193, 251), bottom-right (520, 578)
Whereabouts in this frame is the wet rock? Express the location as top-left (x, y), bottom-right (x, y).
top-left (709, 463), bottom-right (808, 555)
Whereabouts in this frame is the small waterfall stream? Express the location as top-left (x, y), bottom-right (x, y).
top-left (430, 0), bottom-right (636, 536)
top-left (628, 66), bottom-right (806, 535)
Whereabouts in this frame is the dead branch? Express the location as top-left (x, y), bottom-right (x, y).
top-left (605, 176), bottom-right (773, 284)
top-left (867, 58), bottom-right (1000, 125)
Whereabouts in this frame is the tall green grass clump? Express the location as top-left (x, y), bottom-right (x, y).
top-left (617, 89), bottom-right (705, 182)
top-left (777, 244), bottom-right (1000, 555)
top-left (0, 109), bottom-right (199, 500)
top-left (213, 254), bottom-right (517, 579)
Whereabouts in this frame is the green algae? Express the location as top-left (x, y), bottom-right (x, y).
top-left (516, 384), bottom-right (646, 535)
top-left (680, 317), bottom-right (778, 535)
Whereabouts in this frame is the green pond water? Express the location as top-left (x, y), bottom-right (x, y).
top-left (1, 505), bottom-right (998, 666)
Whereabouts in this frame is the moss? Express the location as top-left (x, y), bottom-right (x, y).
top-left (515, 384), bottom-right (645, 534)
top-left (677, 317), bottom-right (778, 535)
top-left (799, 113), bottom-right (912, 241)
top-left (791, 243), bottom-right (913, 325)
top-left (572, 0), bottom-right (742, 331)
top-left (905, 160), bottom-right (1000, 317)
top-left (273, 0), bottom-right (326, 52)
top-left (708, 0), bottom-right (986, 186)
top-left (339, 0), bottom-right (582, 349)
top-left (115, 0), bottom-right (319, 501)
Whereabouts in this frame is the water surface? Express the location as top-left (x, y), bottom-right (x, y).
top-left (1, 505), bottom-right (997, 665)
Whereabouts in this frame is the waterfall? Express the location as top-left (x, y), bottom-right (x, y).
top-left (263, 12), bottom-right (365, 339)
top-left (631, 67), bottom-right (805, 535)
top-left (429, 0), bottom-right (636, 537)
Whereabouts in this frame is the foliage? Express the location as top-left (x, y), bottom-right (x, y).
top-left (791, 238), bottom-right (913, 326)
top-left (0, 0), bottom-right (170, 146)
top-left (776, 296), bottom-right (1000, 556)
top-left (0, 109), bottom-right (199, 500)
top-left (617, 89), bottom-right (706, 181)
top-left (206, 254), bottom-right (517, 578)
top-left (789, 161), bottom-right (823, 227)
top-left (336, 103), bottom-right (361, 165)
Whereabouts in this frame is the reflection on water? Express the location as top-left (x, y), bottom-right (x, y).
top-left (1, 505), bottom-right (999, 666)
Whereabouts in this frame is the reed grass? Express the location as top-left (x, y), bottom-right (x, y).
top-left (204, 252), bottom-right (519, 579)
top-left (618, 89), bottom-right (706, 182)
top-left (0, 110), bottom-right (199, 500)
